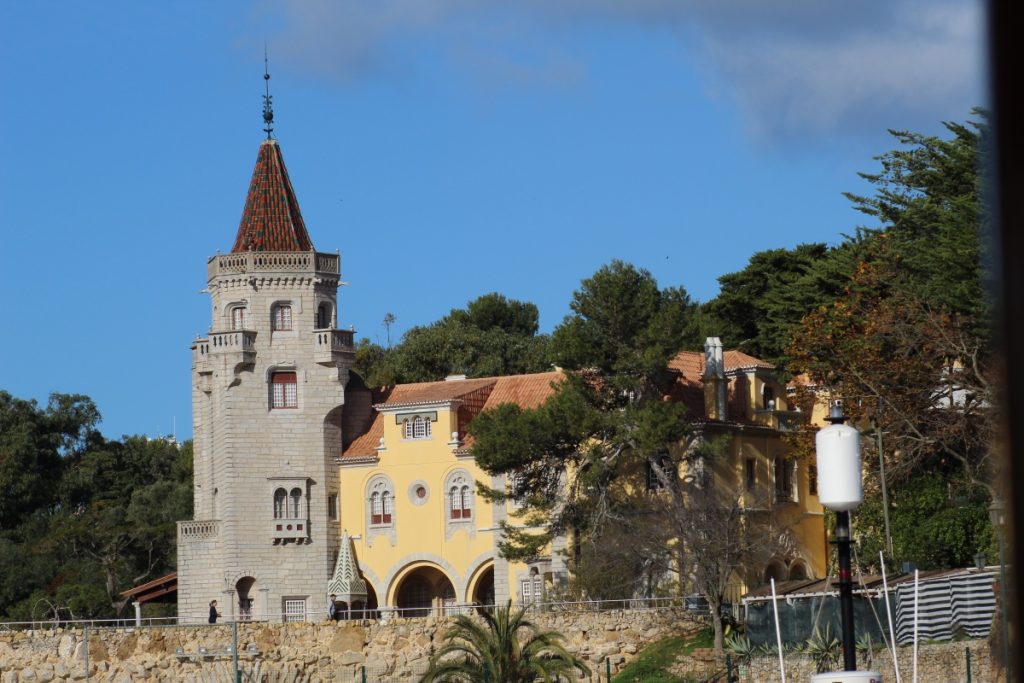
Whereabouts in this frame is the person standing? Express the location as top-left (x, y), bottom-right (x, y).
top-left (209, 599), bottom-right (221, 624)
top-left (327, 594), bottom-right (338, 622)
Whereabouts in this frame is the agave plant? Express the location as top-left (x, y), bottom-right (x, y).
top-left (804, 625), bottom-right (841, 674)
top-left (724, 634), bottom-right (757, 664)
top-left (420, 600), bottom-right (590, 682)
top-left (856, 633), bottom-right (877, 667)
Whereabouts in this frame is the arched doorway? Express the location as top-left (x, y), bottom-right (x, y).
top-left (396, 566), bottom-right (456, 617)
top-left (763, 561), bottom-right (787, 585)
top-left (235, 577), bottom-right (255, 621)
top-left (789, 560), bottom-right (810, 580)
top-left (471, 566), bottom-right (495, 608)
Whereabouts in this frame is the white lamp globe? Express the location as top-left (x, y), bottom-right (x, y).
top-left (815, 407), bottom-right (863, 511)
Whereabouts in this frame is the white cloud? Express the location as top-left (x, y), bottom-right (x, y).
top-left (256, 0), bottom-right (985, 140)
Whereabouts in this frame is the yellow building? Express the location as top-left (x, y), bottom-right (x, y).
top-left (330, 338), bottom-right (825, 615)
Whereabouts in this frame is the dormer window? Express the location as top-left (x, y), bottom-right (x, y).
top-left (271, 372), bottom-right (298, 409)
top-left (402, 414), bottom-right (433, 439)
top-left (272, 304), bottom-right (293, 331)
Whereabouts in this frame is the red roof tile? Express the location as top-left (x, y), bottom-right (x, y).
top-left (231, 139), bottom-right (314, 253)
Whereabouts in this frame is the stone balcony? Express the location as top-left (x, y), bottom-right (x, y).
top-left (272, 517), bottom-right (310, 542)
top-left (196, 329), bottom-right (258, 367)
top-left (178, 520), bottom-right (220, 543)
top-left (313, 329), bottom-right (355, 365)
top-left (207, 250), bottom-right (340, 281)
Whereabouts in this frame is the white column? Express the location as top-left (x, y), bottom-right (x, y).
top-left (133, 601), bottom-right (142, 626)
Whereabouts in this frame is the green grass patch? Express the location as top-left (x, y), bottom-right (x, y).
top-left (611, 629), bottom-right (714, 683)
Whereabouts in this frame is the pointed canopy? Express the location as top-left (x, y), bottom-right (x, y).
top-left (231, 139), bottom-right (314, 253)
top-left (328, 533), bottom-right (369, 605)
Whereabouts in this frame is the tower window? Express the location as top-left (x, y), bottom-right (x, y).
top-left (316, 302), bottom-right (333, 329)
top-left (745, 458), bottom-right (756, 491)
top-left (290, 487), bottom-right (303, 518)
top-left (231, 306), bottom-right (248, 330)
top-left (273, 488), bottom-right (287, 519)
top-left (272, 304), bottom-right (293, 331)
top-left (271, 372), bottom-right (298, 409)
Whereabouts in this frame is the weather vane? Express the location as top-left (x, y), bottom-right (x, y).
top-left (262, 45), bottom-right (274, 139)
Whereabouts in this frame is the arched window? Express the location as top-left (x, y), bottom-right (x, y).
top-left (272, 304), bottom-right (293, 331)
top-left (231, 306), bottom-right (248, 330)
top-left (367, 476), bottom-right (396, 533)
top-left (271, 372), bottom-right (298, 409)
top-left (402, 415), bottom-right (432, 439)
top-left (290, 487), bottom-right (303, 518)
top-left (273, 488), bottom-right (287, 519)
top-left (446, 472), bottom-right (473, 521)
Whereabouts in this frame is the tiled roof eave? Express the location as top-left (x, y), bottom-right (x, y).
top-left (374, 399), bottom-right (463, 411)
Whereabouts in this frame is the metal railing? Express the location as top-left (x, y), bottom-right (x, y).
top-left (0, 595), bottom-right (715, 631)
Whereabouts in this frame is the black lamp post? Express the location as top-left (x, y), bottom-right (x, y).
top-left (815, 403), bottom-right (863, 673)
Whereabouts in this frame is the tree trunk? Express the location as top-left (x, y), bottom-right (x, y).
top-left (708, 594), bottom-right (725, 654)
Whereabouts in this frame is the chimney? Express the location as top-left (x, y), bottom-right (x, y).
top-left (703, 337), bottom-right (727, 421)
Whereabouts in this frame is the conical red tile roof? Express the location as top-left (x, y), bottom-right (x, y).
top-left (231, 139), bottom-right (314, 252)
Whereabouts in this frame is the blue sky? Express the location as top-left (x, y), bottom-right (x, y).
top-left (0, 1), bottom-right (984, 440)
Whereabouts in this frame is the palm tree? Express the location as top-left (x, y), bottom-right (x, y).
top-left (420, 601), bottom-right (590, 682)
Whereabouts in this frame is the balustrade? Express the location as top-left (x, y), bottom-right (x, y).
top-left (178, 520), bottom-right (220, 542)
top-left (207, 250), bottom-right (339, 279)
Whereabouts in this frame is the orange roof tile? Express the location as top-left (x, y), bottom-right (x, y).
top-left (482, 371), bottom-right (563, 411)
top-left (374, 377), bottom-right (498, 408)
top-left (231, 139), bottom-right (314, 253)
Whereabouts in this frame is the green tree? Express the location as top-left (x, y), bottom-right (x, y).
top-left (471, 262), bottom-right (696, 562)
top-left (420, 601), bottom-right (589, 683)
top-left (357, 294), bottom-right (552, 386)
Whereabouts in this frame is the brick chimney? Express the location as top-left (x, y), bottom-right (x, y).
top-left (703, 337), bottom-right (727, 420)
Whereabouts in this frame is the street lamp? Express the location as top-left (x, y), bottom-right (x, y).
top-left (814, 403), bottom-right (869, 676)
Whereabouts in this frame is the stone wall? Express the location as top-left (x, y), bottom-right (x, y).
top-left (673, 638), bottom-right (996, 683)
top-left (0, 608), bottom-right (699, 682)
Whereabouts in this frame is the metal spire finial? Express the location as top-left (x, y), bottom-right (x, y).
top-left (262, 46), bottom-right (274, 139)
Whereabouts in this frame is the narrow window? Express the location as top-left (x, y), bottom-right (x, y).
top-left (763, 386), bottom-right (776, 410)
top-left (403, 419), bottom-right (412, 439)
top-left (450, 486), bottom-right (461, 519)
top-left (460, 485), bottom-right (472, 519)
top-left (316, 302), bottom-right (332, 329)
top-left (774, 458), bottom-right (792, 503)
top-left (745, 458), bottom-right (756, 491)
top-left (645, 455), bottom-right (671, 491)
top-left (521, 579), bottom-right (532, 603)
top-left (809, 465), bottom-right (818, 496)
top-left (273, 304), bottom-right (293, 331)
top-left (290, 487), bottom-right (302, 518)
top-left (231, 306), bottom-right (248, 330)
top-left (381, 491), bottom-right (393, 524)
top-left (273, 488), bottom-right (287, 519)
top-left (271, 372), bottom-right (298, 409)
top-left (328, 494), bottom-right (338, 520)
top-left (371, 493), bottom-right (382, 525)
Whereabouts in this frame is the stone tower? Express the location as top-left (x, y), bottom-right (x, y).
top-left (177, 136), bottom-right (354, 622)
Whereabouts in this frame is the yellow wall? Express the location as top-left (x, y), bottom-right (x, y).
top-left (337, 403), bottom-right (527, 609)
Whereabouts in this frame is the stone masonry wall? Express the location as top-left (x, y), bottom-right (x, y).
top-left (0, 608), bottom-right (699, 682)
top-left (672, 638), bottom-right (996, 683)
